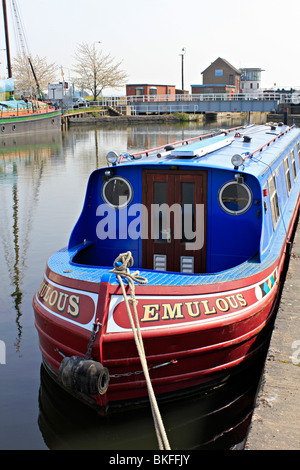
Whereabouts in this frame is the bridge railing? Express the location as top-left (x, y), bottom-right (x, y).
top-left (97, 92), bottom-right (299, 106)
top-left (125, 92), bottom-right (298, 103)
top-left (65, 92), bottom-right (300, 111)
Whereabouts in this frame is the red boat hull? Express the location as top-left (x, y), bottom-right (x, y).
top-left (32, 124), bottom-right (300, 416)
top-left (33, 250), bottom-right (285, 413)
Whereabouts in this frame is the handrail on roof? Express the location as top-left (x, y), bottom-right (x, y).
top-left (130, 125), bottom-right (245, 158)
top-left (240, 125), bottom-right (295, 162)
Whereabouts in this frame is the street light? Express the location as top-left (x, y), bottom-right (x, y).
top-left (93, 41), bottom-right (102, 49)
top-left (180, 47), bottom-right (186, 92)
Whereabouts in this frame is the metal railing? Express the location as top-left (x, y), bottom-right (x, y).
top-left (64, 92), bottom-right (300, 113)
top-left (125, 92), bottom-right (300, 104)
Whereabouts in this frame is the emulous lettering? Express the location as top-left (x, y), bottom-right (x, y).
top-left (38, 281), bottom-right (80, 318)
top-left (67, 295), bottom-right (80, 317)
top-left (140, 292), bottom-right (249, 324)
top-left (161, 303), bottom-right (184, 320)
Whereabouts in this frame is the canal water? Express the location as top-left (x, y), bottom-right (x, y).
top-left (0, 117), bottom-right (268, 450)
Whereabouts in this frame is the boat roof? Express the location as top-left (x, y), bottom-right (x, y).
top-left (113, 124), bottom-right (300, 179)
top-left (0, 99), bottom-right (31, 110)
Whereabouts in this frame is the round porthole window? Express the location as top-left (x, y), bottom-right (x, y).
top-left (102, 176), bottom-right (133, 209)
top-left (219, 180), bottom-right (252, 215)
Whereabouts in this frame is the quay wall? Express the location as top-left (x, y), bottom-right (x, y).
top-left (246, 221), bottom-right (300, 450)
top-left (65, 111), bottom-right (269, 126)
top-left (267, 113), bottom-right (300, 126)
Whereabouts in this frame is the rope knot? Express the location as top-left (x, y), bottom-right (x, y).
top-left (112, 251), bottom-right (134, 272)
top-left (110, 251), bottom-right (148, 286)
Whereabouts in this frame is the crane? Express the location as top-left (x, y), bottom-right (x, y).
top-left (10, 0), bottom-right (44, 100)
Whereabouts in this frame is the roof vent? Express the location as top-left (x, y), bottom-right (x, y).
top-left (243, 135), bottom-right (252, 143)
top-left (169, 135), bottom-right (234, 159)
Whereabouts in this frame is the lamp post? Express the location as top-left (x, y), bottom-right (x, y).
top-left (180, 47), bottom-right (186, 92)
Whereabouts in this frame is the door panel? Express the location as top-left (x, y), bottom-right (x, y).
top-left (142, 170), bottom-right (207, 273)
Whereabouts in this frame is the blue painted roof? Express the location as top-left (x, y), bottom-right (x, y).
top-left (169, 134), bottom-right (233, 157)
top-left (116, 125), bottom-right (300, 179)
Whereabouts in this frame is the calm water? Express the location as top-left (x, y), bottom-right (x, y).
top-left (0, 117), bottom-right (265, 450)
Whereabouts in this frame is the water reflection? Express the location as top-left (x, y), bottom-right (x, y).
top-left (38, 351), bottom-right (266, 450)
top-left (0, 131), bottom-right (62, 353)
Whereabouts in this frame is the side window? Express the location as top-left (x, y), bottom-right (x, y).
top-left (284, 156), bottom-right (291, 195)
top-left (268, 175), bottom-right (280, 229)
top-left (297, 142), bottom-right (300, 166)
top-left (291, 149), bottom-right (297, 181)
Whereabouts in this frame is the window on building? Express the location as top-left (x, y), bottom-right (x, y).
top-left (215, 69), bottom-right (223, 76)
top-left (229, 74), bottom-right (234, 85)
top-left (135, 87), bottom-right (144, 96)
top-left (284, 156), bottom-right (292, 194)
top-left (268, 175), bottom-right (280, 229)
top-left (149, 87), bottom-right (157, 95)
top-left (250, 83), bottom-right (253, 89)
top-left (257, 83), bottom-right (259, 88)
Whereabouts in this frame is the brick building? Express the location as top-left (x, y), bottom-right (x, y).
top-left (126, 84), bottom-right (176, 100)
top-left (192, 57), bottom-right (241, 94)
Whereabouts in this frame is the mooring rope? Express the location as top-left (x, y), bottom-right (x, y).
top-left (110, 251), bottom-right (171, 450)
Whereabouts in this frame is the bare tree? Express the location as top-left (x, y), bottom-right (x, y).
top-left (12, 54), bottom-right (58, 98)
top-left (72, 42), bottom-right (128, 99)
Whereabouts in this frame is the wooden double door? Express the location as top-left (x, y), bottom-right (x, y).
top-left (142, 170), bottom-right (207, 273)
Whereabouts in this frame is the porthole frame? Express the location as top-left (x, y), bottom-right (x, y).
top-left (102, 176), bottom-right (133, 209)
top-left (218, 180), bottom-right (253, 215)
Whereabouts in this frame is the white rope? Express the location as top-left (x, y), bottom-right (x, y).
top-left (110, 251), bottom-right (171, 450)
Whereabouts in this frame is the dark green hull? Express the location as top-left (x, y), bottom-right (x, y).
top-left (0, 110), bottom-right (61, 136)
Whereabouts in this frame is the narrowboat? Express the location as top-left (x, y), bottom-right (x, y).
top-left (33, 123), bottom-right (300, 420)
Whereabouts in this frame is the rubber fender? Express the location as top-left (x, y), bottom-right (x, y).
top-left (58, 356), bottom-right (110, 395)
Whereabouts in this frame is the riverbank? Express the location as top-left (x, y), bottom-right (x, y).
top-left (246, 222), bottom-right (300, 450)
top-left (65, 113), bottom-right (205, 126)
top-left (62, 111), bottom-right (270, 128)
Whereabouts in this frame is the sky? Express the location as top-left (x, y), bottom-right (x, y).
top-left (0, 0), bottom-right (299, 95)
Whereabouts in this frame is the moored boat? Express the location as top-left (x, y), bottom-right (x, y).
top-left (0, 93), bottom-right (61, 136)
top-left (0, 1), bottom-right (61, 136)
top-left (33, 123), bottom-right (300, 421)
